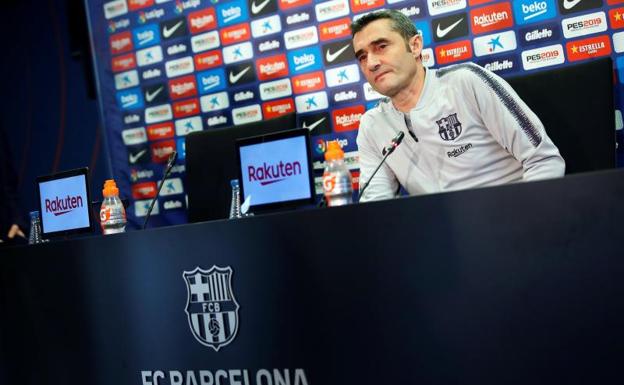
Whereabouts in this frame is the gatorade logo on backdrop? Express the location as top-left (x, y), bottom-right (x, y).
top-left (45, 195), bottom-right (84, 216)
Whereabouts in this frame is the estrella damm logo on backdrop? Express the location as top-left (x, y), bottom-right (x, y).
top-left (183, 266), bottom-right (239, 351)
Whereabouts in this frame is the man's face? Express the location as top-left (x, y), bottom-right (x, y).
top-left (353, 18), bottom-right (422, 97)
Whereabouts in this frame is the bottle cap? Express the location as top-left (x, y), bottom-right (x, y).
top-left (230, 179), bottom-right (239, 188)
top-left (102, 179), bottom-right (119, 197)
top-left (324, 140), bottom-right (345, 161)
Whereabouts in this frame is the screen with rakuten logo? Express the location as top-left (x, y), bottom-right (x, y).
top-left (39, 175), bottom-right (91, 234)
top-left (239, 135), bottom-right (311, 207)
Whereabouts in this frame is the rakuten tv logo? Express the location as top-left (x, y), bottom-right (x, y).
top-left (168, 75), bottom-right (198, 99)
top-left (256, 54), bottom-right (289, 80)
top-left (110, 31), bottom-right (133, 54)
top-left (45, 195), bottom-right (84, 216)
top-left (188, 8), bottom-right (217, 34)
top-left (248, 161), bottom-right (302, 185)
top-left (470, 2), bottom-right (514, 34)
top-left (151, 140), bottom-right (176, 163)
top-left (333, 105), bottom-right (365, 132)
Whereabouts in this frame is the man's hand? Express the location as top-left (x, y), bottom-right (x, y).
top-left (7, 224), bottom-right (25, 239)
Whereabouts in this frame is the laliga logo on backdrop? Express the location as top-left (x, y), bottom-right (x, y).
top-left (315, 138), bottom-right (347, 154)
top-left (248, 161), bottom-right (302, 185)
top-left (183, 266), bottom-right (240, 351)
top-left (45, 195), bottom-right (84, 216)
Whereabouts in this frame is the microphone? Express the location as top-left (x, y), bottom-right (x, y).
top-left (142, 150), bottom-right (177, 229)
top-left (359, 131), bottom-right (405, 202)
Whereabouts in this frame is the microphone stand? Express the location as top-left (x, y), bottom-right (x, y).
top-left (142, 151), bottom-right (177, 229)
top-left (358, 131), bottom-right (405, 202)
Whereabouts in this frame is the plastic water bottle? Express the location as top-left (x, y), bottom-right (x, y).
top-left (322, 140), bottom-right (353, 206)
top-left (100, 179), bottom-right (127, 234)
top-left (229, 179), bottom-right (242, 219)
top-left (28, 211), bottom-right (43, 245)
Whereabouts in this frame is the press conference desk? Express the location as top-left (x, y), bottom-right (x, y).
top-left (1, 170), bottom-right (623, 385)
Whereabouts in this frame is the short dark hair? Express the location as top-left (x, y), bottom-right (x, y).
top-left (350, 9), bottom-right (418, 44)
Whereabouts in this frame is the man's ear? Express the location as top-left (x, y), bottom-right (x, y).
top-left (409, 34), bottom-right (423, 59)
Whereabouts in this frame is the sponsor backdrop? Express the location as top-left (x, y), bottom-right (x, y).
top-left (86, 0), bottom-right (624, 228)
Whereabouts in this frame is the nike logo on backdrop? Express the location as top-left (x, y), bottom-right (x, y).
top-left (302, 117), bottom-right (326, 131)
top-left (145, 87), bottom-right (163, 102)
top-left (563, 0), bottom-right (582, 9)
top-left (163, 21), bottom-right (183, 38)
top-left (251, 0), bottom-right (271, 14)
top-left (326, 45), bottom-right (350, 62)
top-left (129, 149), bottom-right (147, 164)
top-left (229, 66), bottom-right (251, 83)
top-left (436, 18), bottom-right (463, 38)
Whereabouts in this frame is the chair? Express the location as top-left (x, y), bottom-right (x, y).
top-left (506, 57), bottom-right (615, 174)
top-left (186, 113), bottom-right (297, 222)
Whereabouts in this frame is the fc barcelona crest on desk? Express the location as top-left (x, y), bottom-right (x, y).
top-left (183, 266), bottom-right (240, 351)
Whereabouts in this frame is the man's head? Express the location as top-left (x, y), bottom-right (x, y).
top-left (351, 10), bottom-right (423, 98)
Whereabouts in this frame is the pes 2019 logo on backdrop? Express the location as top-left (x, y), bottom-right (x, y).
top-left (183, 266), bottom-right (240, 351)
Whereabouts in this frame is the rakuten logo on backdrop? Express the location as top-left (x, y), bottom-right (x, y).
top-left (470, 2), bottom-right (513, 34)
top-left (188, 8), bottom-right (217, 34)
top-left (256, 54), bottom-right (289, 80)
top-left (248, 161), bottom-right (302, 185)
top-left (168, 75), bottom-right (198, 99)
top-left (45, 195), bottom-right (84, 216)
top-left (110, 31), bottom-right (133, 54)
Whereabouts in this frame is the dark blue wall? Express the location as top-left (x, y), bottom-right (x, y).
top-left (0, 0), bottom-right (109, 227)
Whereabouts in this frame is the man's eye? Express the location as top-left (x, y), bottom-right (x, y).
top-left (358, 55), bottom-right (366, 63)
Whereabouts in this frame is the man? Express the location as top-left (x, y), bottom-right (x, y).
top-left (351, 10), bottom-right (565, 202)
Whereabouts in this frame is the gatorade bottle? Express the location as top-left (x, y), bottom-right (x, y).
top-left (322, 140), bottom-right (353, 206)
top-left (100, 179), bottom-right (127, 235)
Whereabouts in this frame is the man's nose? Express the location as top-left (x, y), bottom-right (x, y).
top-left (367, 53), bottom-right (380, 71)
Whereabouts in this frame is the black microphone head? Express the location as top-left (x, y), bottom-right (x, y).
top-left (167, 151), bottom-right (178, 168)
top-left (394, 131), bottom-right (405, 144)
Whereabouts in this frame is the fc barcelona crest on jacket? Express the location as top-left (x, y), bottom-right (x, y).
top-left (437, 113), bottom-right (462, 141)
top-left (183, 266), bottom-right (240, 351)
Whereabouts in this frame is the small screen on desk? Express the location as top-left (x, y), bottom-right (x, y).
top-left (37, 169), bottom-right (92, 236)
top-left (237, 130), bottom-right (314, 209)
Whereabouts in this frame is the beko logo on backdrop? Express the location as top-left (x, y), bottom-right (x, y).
top-left (514, 0), bottom-right (556, 25)
top-left (197, 69), bottom-right (226, 93)
top-left (45, 195), bottom-right (84, 216)
top-left (248, 161), bottom-right (302, 185)
top-left (133, 24), bottom-right (160, 47)
top-left (288, 47), bottom-right (322, 74)
top-left (218, 0), bottom-right (248, 26)
top-left (562, 11), bottom-right (607, 38)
